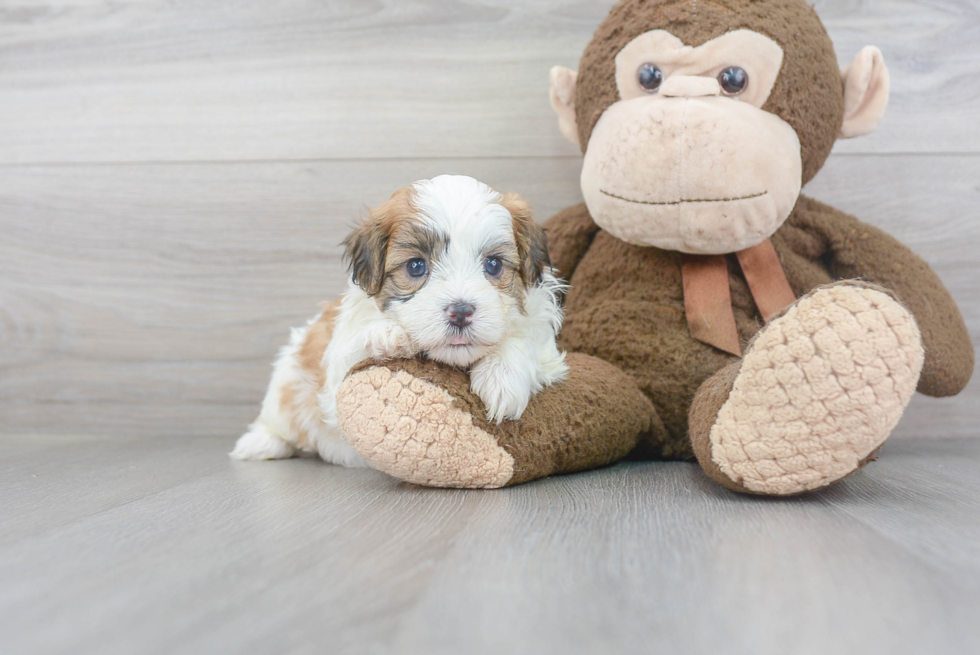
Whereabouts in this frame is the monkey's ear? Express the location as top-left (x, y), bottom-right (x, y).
top-left (549, 66), bottom-right (580, 147)
top-left (502, 193), bottom-right (551, 285)
top-left (840, 46), bottom-right (890, 139)
top-left (342, 219), bottom-right (387, 296)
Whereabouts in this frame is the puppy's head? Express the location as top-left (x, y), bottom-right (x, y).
top-left (343, 175), bottom-right (550, 367)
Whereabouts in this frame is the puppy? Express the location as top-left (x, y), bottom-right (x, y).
top-left (230, 175), bottom-right (568, 466)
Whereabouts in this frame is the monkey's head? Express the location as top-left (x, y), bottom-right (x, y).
top-left (550, 0), bottom-right (890, 255)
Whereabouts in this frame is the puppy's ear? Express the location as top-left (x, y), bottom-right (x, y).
top-left (343, 186), bottom-right (413, 296)
top-left (342, 219), bottom-right (387, 296)
top-left (501, 193), bottom-right (550, 285)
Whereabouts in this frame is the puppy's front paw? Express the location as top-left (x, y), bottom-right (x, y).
top-left (364, 320), bottom-right (415, 360)
top-left (469, 356), bottom-right (533, 424)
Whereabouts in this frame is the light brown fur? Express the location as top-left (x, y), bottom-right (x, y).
top-left (280, 300), bottom-right (341, 449)
top-left (343, 185), bottom-right (418, 298)
top-left (501, 193), bottom-right (551, 286)
top-left (378, 219), bottom-right (448, 310)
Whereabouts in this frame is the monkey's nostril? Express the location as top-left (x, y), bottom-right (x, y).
top-left (446, 302), bottom-right (475, 327)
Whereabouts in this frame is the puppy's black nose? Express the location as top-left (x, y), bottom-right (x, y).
top-left (446, 302), bottom-right (475, 328)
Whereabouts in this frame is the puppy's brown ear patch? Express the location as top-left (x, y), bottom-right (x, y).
top-left (501, 193), bottom-right (550, 285)
top-left (343, 186), bottom-right (415, 296)
top-left (343, 221), bottom-right (386, 296)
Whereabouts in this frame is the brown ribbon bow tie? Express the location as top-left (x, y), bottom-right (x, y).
top-left (680, 239), bottom-right (796, 357)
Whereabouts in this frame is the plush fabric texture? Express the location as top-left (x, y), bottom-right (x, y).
top-left (337, 353), bottom-right (656, 488)
top-left (840, 46), bottom-right (890, 138)
top-left (791, 196), bottom-right (974, 397)
top-left (688, 354), bottom-right (885, 495)
top-left (574, 0), bottom-right (843, 185)
top-left (337, 365), bottom-right (516, 488)
top-left (549, 66), bottom-right (580, 146)
top-left (688, 359), bottom-right (745, 492)
top-left (543, 202), bottom-right (602, 281)
top-left (551, 195), bottom-right (972, 460)
top-left (579, 92), bottom-right (803, 253)
top-left (613, 29), bottom-right (785, 108)
top-left (704, 282), bottom-right (923, 495)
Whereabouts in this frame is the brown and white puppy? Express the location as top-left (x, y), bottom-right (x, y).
top-left (231, 175), bottom-right (568, 466)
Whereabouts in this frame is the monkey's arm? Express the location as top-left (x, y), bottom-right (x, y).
top-left (792, 195), bottom-right (973, 397)
top-left (542, 203), bottom-right (601, 280)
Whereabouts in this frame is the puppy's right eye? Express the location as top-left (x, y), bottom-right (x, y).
top-left (407, 258), bottom-right (428, 278)
top-left (484, 257), bottom-right (502, 277)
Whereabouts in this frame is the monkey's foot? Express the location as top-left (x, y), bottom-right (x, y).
top-left (335, 354), bottom-right (650, 488)
top-left (690, 282), bottom-right (924, 495)
top-left (337, 364), bottom-right (514, 488)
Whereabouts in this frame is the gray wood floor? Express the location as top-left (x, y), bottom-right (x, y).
top-left (1, 435), bottom-right (978, 655)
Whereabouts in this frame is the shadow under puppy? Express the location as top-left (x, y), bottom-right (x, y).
top-left (231, 175), bottom-right (568, 466)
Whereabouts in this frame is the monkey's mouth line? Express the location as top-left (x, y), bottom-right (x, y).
top-left (600, 189), bottom-right (768, 206)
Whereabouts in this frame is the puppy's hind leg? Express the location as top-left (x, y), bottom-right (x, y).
top-left (230, 422), bottom-right (296, 461)
top-left (231, 302), bottom-right (340, 461)
top-left (231, 348), bottom-right (305, 461)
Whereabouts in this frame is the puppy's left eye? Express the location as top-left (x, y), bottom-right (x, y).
top-left (484, 257), bottom-right (502, 277)
top-left (407, 258), bottom-right (428, 278)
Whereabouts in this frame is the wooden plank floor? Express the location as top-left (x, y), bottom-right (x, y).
top-left (1, 434), bottom-right (978, 655)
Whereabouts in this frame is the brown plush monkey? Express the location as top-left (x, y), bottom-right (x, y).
top-left (335, 0), bottom-right (973, 494)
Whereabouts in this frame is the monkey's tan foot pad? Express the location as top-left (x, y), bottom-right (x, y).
top-left (707, 283), bottom-right (924, 495)
top-left (336, 365), bottom-right (514, 488)
top-left (335, 353), bottom-right (650, 489)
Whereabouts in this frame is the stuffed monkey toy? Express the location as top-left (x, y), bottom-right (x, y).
top-left (334, 0), bottom-right (973, 494)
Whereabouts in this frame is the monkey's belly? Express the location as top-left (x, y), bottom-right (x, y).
top-left (559, 294), bottom-right (734, 456)
top-left (559, 231), bottom-right (776, 452)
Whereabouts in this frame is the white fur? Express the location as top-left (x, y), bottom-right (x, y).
top-left (231, 175), bottom-right (569, 465)
top-left (469, 272), bottom-right (569, 422)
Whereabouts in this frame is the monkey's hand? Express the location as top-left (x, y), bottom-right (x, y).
top-left (363, 320), bottom-right (416, 360)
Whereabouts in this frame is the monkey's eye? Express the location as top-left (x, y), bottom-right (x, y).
top-left (637, 63), bottom-right (664, 93)
top-left (407, 258), bottom-right (428, 278)
top-left (718, 66), bottom-right (749, 96)
top-left (484, 257), bottom-right (502, 277)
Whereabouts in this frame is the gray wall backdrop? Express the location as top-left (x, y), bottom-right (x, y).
top-left (1, 0), bottom-right (977, 439)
